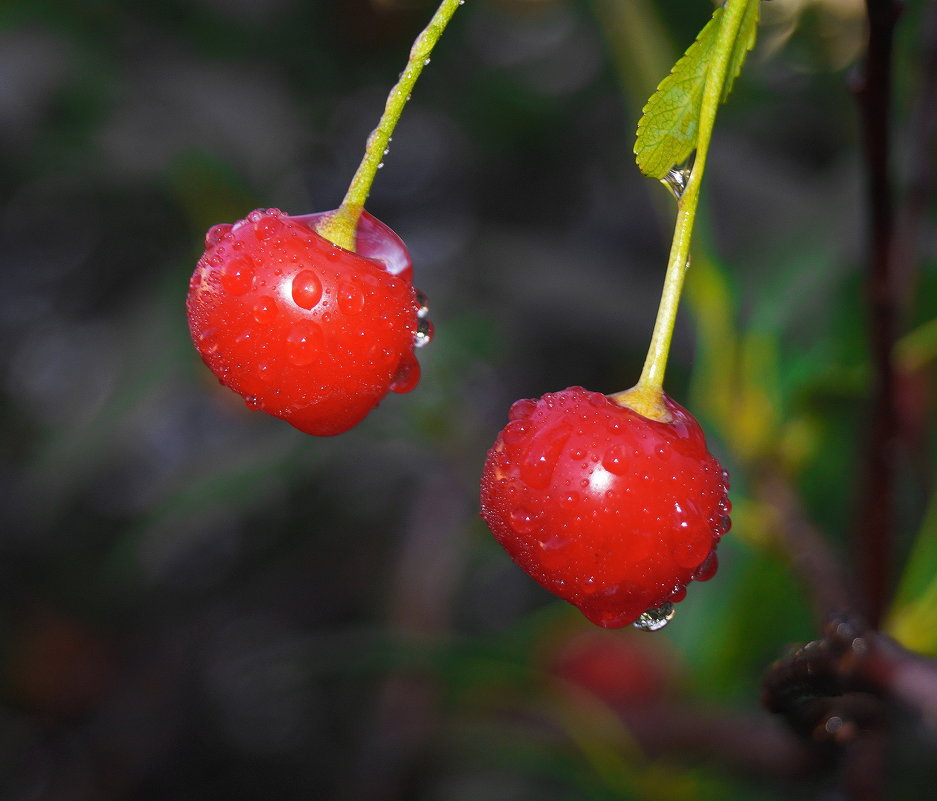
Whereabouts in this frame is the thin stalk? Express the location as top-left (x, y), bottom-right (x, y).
top-left (317, 0), bottom-right (465, 251)
top-left (615, 0), bottom-right (755, 421)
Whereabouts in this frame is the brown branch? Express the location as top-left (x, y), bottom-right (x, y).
top-left (853, 0), bottom-right (903, 629)
top-left (763, 617), bottom-right (937, 731)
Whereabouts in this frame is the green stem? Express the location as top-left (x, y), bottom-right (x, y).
top-left (316, 0), bottom-right (466, 252)
top-left (618, 0), bottom-right (755, 421)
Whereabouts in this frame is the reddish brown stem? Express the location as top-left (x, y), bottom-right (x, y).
top-left (853, 0), bottom-right (903, 629)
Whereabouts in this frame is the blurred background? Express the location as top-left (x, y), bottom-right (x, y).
top-left (2, 0), bottom-right (936, 798)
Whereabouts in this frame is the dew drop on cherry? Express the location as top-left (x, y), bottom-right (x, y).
top-left (601, 445), bottom-right (630, 476)
top-left (220, 254), bottom-right (255, 296)
top-left (508, 398), bottom-right (537, 421)
top-left (692, 551), bottom-right (719, 582)
top-left (509, 506), bottom-right (536, 534)
top-left (253, 296), bottom-right (278, 324)
top-left (415, 289), bottom-right (430, 318)
top-left (285, 321), bottom-right (324, 367)
top-left (414, 318), bottom-right (434, 348)
top-left (502, 421), bottom-right (528, 445)
top-left (255, 213), bottom-right (285, 241)
top-left (338, 281), bottom-right (365, 315)
top-left (633, 603), bottom-right (675, 632)
top-left (520, 426), bottom-right (572, 490)
top-left (390, 353), bottom-right (420, 394)
top-left (206, 223), bottom-right (232, 247)
top-left (292, 270), bottom-right (323, 309)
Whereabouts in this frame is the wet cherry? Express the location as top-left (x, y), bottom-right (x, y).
top-left (480, 386), bottom-right (730, 628)
top-left (187, 208), bottom-right (430, 436)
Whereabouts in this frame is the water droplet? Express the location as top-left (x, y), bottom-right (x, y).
top-left (508, 398), bottom-right (537, 421)
top-left (390, 354), bottom-right (420, 393)
top-left (220, 254), bottom-right (255, 296)
top-left (252, 295), bottom-right (278, 324)
top-left (255, 214), bottom-right (285, 241)
top-left (673, 529), bottom-right (712, 568)
top-left (669, 585), bottom-right (688, 603)
top-left (502, 421), bottom-right (528, 445)
top-left (633, 603), bottom-right (675, 632)
top-left (415, 288), bottom-right (430, 318)
top-left (377, 162), bottom-right (384, 169)
top-left (601, 445), bottom-right (630, 476)
top-left (559, 491), bottom-right (580, 509)
top-left (244, 395), bottom-right (261, 410)
top-left (338, 281), bottom-right (365, 315)
top-left (661, 154), bottom-right (694, 200)
top-left (661, 168), bottom-right (690, 199)
top-left (509, 506), bottom-right (536, 534)
top-left (248, 210), bottom-right (263, 223)
top-left (520, 425), bottom-right (572, 489)
top-left (205, 223), bottom-right (232, 247)
top-left (424, 58), bottom-right (431, 66)
top-left (285, 321), bottom-right (324, 367)
top-left (692, 551), bottom-right (719, 582)
top-left (414, 318), bottom-right (433, 347)
top-left (292, 271), bottom-right (323, 309)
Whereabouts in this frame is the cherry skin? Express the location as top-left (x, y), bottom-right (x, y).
top-left (480, 386), bottom-right (730, 628)
top-left (187, 208), bottom-right (430, 436)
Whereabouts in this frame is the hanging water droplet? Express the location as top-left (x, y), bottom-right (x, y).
top-left (661, 153), bottom-right (695, 200)
top-left (415, 288), bottom-right (430, 318)
top-left (633, 603), bottom-right (675, 632)
top-left (414, 317), bottom-right (434, 347)
top-left (424, 58), bottom-right (431, 66)
top-left (377, 162), bottom-right (384, 169)
top-left (661, 168), bottom-right (690, 199)
top-left (390, 354), bottom-right (420, 394)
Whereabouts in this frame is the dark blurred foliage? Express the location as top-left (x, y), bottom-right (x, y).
top-left (1, 0), bottom-right (936, 799)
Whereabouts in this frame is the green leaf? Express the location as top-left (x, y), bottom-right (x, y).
top-left (634, 0), bottom-right (760, 180)
top-left (722, 0), bottom-right (760, 103)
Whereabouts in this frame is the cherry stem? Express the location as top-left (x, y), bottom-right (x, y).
top-left (316, 0), bottom-right (466, 252)
top-left (623, 0), bottom-right (754, 422)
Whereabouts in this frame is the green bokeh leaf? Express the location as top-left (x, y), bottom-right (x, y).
top-left (634, 0), bottom-right (759, 179)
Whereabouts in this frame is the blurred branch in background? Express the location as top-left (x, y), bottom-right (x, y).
top-left (853, 0), bottom-right (902, 631)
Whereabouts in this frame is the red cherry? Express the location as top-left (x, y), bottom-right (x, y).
top-left (548, 628), bottom-right (676, 707)
top-left (187, 208), bottom-right (431, 436)
top-left (480, 386), bottom-right (730, 628)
